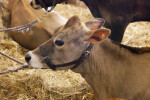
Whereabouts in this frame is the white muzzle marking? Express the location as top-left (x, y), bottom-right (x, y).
top-left (27, 51), bottom-right (44, 68)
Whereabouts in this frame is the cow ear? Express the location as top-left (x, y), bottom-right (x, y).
top-left (85, 18), bottom-right (105, 30)
top-left (64, 15), bottom-right (81, 28)
top-left (87, 28), bottom-right (111, 44)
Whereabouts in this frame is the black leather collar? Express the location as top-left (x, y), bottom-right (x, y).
top-left (40, 43), bottom-right (93, 70)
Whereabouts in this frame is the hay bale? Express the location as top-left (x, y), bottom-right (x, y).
top-left (122, 22), bottom-right (150, 47)
top-left (0, 0), bottom-right (150, 100)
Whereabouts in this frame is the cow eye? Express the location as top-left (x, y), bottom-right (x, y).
top-left (55, 40), bottom-right (64, 46)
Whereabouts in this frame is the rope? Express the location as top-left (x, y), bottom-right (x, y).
top-left (0, 11), bottom-right (49, 75)
top-left (38, 12), bottom-right (49, 21)
top-left (0, 12), bottom-right (48, 32)
top-left (0, 64), bottom-right (29, 75)
top-left (0, 51), bottom-right (29, 75)
top-left (0, 51), bottom-right (25, 65)
top-left (0, 19), bottom-right (39, 32)
top-left (0, 2), bottom-right (52, 75)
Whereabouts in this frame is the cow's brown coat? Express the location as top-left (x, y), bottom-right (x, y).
top-left (9, 0), bottom-right (67, 49)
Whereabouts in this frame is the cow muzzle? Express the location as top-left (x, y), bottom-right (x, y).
top-left (25, 51), bottom-right (45, 69)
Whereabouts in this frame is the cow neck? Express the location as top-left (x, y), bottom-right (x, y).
top-left (39, 43), bottom-right (94, 70)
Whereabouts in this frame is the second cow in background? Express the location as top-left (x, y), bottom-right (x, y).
top-left (9, 0), bottom-right (67, 49)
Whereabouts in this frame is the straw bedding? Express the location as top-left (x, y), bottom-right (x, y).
top-left (0, 0), bottom-right (150, 100)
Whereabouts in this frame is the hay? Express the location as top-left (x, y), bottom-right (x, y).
top-left (122, 22), bottom-right (150, 47)
top-left (0, 0), bottom-right (150, 100)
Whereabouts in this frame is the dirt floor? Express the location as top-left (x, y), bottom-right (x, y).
top-left (0, 0), bottom-right (150, 100)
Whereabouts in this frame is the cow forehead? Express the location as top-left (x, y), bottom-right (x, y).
top-left (54, 25), bottom-right (87, 41)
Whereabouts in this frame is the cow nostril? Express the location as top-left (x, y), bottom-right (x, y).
top-left (25, 54), bottom-right (31, 63)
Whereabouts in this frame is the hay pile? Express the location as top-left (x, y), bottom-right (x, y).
top-left (0, 0), bottom-right (150, 100)
top-left (122, 22), bottom-right (150, 47)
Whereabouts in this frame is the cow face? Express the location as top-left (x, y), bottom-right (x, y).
top-left (30, 0), bottom-right (66, 11)
top-left (25, 15), bottom-right (110, 69)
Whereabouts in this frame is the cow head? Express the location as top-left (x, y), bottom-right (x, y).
top-left (25, 15), bottom-right (110, 70)
top-left (30, 0), bottom-right (66, 11)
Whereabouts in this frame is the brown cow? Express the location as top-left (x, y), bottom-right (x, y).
top-left (25, 16), bottom-right (150, 100)
top-left (9, 0), bottom-right (67, 49)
